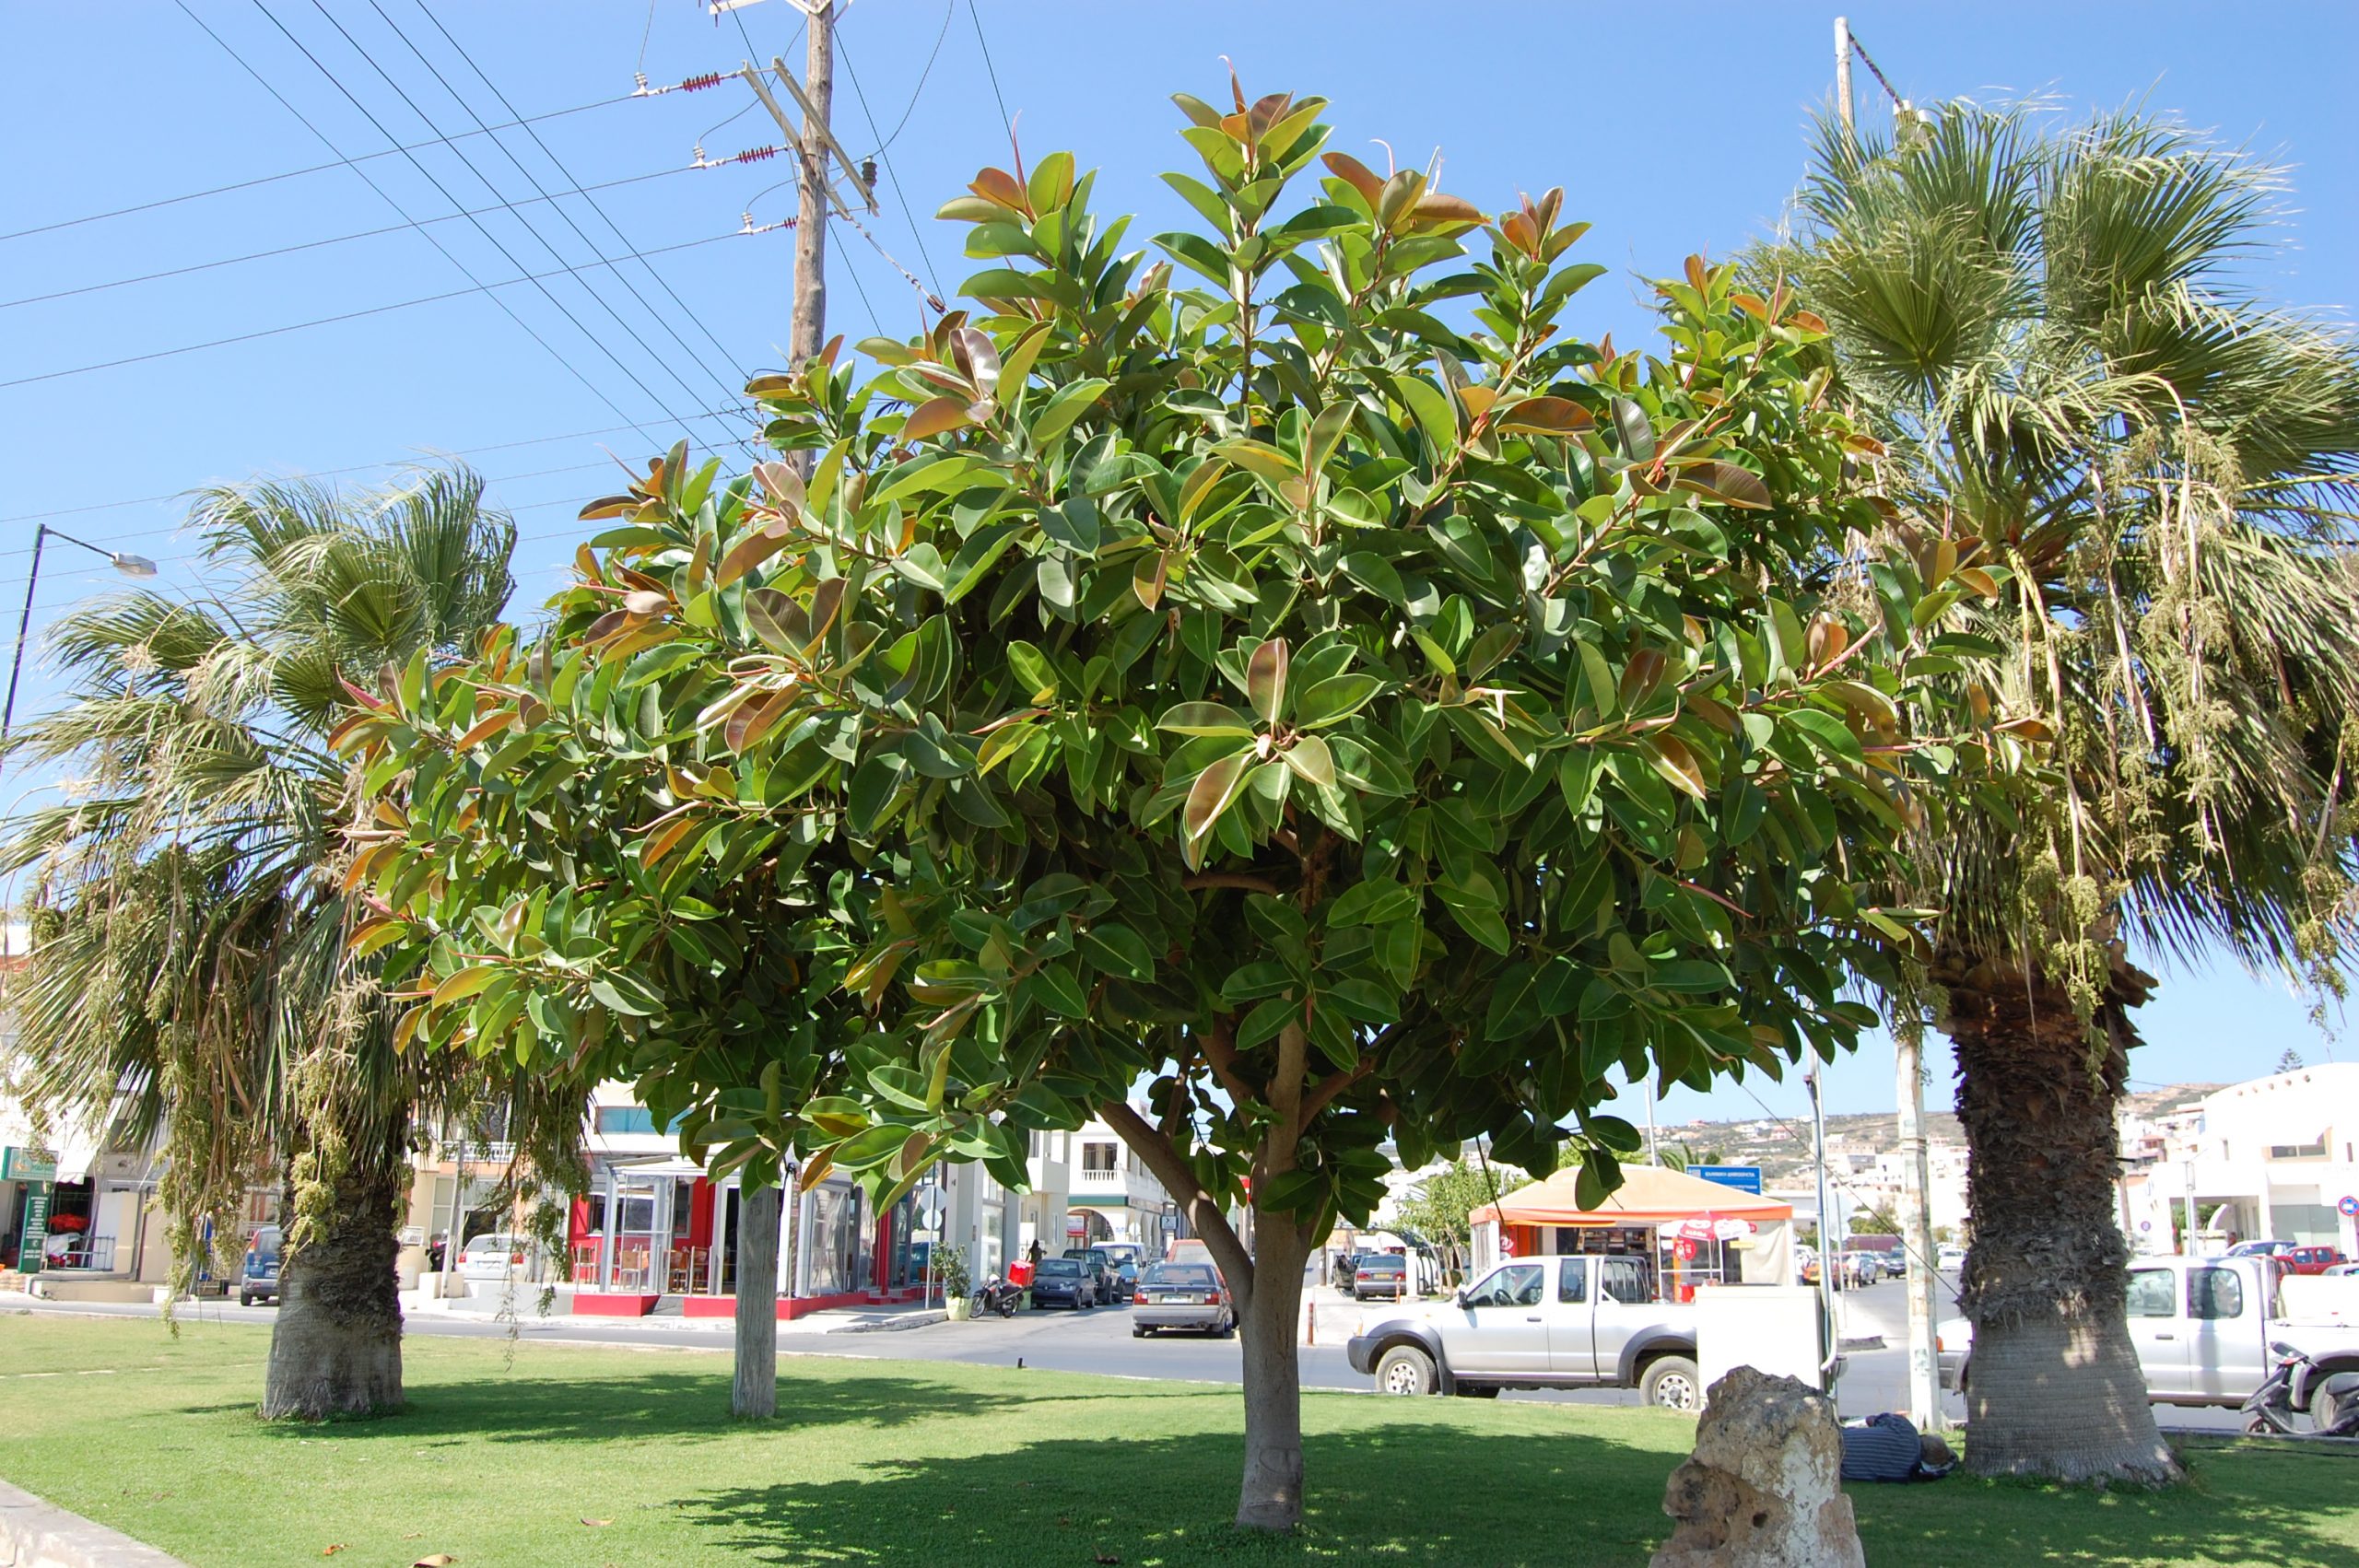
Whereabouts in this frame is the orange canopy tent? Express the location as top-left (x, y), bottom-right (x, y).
top-left (1469, 1163), bottom-right (1791, 1228)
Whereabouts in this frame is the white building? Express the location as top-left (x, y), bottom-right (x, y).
top-left (2118, 1063), bottom-right (2359, 1257)
top-left (1063, 1112), bottom-right (1171, 1256)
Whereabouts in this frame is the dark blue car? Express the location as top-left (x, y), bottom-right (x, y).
top-left (1027, 1256), bottom-right (1097, 1309)
top-left (240, 1225), bottom-right (282, 1306)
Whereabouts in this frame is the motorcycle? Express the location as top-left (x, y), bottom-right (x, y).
top-left (972, 1275), bottom-right (1022, 1318)
top-left (2240, 1340), bottom-right (2359, 1436)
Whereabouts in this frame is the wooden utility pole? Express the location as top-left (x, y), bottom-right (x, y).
top-left (1835, 16), bottom-right (1856, 138)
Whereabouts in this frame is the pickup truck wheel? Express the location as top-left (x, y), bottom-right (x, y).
top-left (238, 1292), bottom-right (253, 1308)
top-left (1639, 1355), bottom-right (1702, 1411)
top-left (1375, 1345), bottom-right (1437, 1397)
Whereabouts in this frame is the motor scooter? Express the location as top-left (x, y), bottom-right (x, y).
top-left (972, 1275), bottom-right (1022, 1318)
top-left (2240, 1340), bottom-right (2359, 1436)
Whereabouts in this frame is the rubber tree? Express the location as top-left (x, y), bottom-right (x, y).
top-left (345, 82), bottom-right (1995, 1527)
top-left (1768, 101), bottom-right (2359, 1480)
top-left (334, 589), bottom-right (867, 1421)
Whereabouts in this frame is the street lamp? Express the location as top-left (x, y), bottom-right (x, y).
top-left (3, 524), bottom-right (159, 740)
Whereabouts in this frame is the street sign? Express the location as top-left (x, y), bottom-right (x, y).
top-left (1692, 1164), bottom-right (1764, 1196)
top-left (1065, 1216), bottom-right (1087, 1236)
top-left (1, 1147), bottom-right (56, 1183)
top-left (16, 1186), bottom-right (50, 1274)
top-left (2339, 1195), bottom-right (2358, 1219)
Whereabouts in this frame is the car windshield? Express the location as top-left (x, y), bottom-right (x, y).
top-left (1038, 1259), bottom-right (1080, 1276)
top-left (1144, 1265), bottom-right (1218, 1289)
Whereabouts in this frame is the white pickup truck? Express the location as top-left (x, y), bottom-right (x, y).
top-left (1347, 1254), bottom-right (1703, 1410)
top-left (1938, 1254), bottom-right (2359, 1418)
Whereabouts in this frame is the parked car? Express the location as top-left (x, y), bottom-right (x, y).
top-left (1940, 1254), bottom-right (2359, 1420)
top-left (239, 1225), bottom-right (283, 1307)
top-left (2284, 1246), bottom-right (2348, 1276)
top-left (1029, 1257), bottom-right (1097, 1309)
top-left (1109, 1258), bottom-right (1140, 1300)
top-left (1098, 1242), bottom-right (1146, 1273)
top-left (2323, 1262), bottom-right (2359, 1279)
top-left (1131, 1261), bottom-right (1234, 1337)
top-left (2229, 1240), bottom-right (2298, 1259)
top-left (456, 1233), bottom-right (539, 1282)
top-left (1837, 1251), bottom-right (1882, 1288)
top-left (1349, 1254), bottom-right (1703, 1409)
top-left (1062, 1246), bottom-right (1120, 1300)
top-left (1935, 1245), bottom-right (1966, 1272)
top-left (1351, 1254), bottom-right (1409, 1302)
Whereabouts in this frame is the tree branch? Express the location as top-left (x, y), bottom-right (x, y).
top-left (1181, 872), bottom-right (1285, 896)
top-left (1098, 1099), bottom-right (1255, 1300)
top-left (1295, 1059), bottom-right (1371, 1137)
top-left (1197, 1014), bottom-right (1256, 1106)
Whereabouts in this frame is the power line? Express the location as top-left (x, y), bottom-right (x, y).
top-left (289, 0), bottom-right (729, 446)
top-left (851, 0), bottom-right (953, 158)
top-left (182, 0), bottom-right (663, 445)
top-left (0, 158), bottom-right (715, 313)
top-left (0, 91), bottom-right (633, 245)
top-left (834, 29), bottom-right (943, 298)
top-left (0, 230), bottom-right (756, 392)
top-left (0, 414), bottom-right (740, 532)
top-left (407, 1), bottom-right (757, 416)
top-left (966, 0), bottom-right (1012, 142)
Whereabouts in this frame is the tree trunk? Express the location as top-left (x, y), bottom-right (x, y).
top-left (733, 1182), bottom-right (782, 1420)
top-left (1939, 947), bottom-right (2182, 1482)
top-left (261, 1118), bottom-right (406, 1422)
top-left (1234, 1209), bottom-right (1308, 1530)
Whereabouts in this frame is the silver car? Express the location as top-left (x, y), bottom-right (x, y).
top-left (1131, 1261), bottom-right (1235, 1338)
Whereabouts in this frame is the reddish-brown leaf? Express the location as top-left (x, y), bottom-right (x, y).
top-left (903, 397), bottom-right (975, 441)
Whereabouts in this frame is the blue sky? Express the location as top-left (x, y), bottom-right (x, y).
top-left (6, 3), bottom-right (2356, 1121)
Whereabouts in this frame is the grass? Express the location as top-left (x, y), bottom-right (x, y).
top-left (0, 1316), bottom-right (2353, 1567)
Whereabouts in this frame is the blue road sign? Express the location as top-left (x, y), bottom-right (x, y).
top-left (1692, 1164), bottom-right (1764, 1195)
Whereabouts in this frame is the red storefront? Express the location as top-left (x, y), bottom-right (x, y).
top-left (568, 1156), bottom-right (929, 1318)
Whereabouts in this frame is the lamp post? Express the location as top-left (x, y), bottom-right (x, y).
top-left (3, 524), bottom-right (159, 741)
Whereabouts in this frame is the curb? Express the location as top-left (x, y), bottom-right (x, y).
top-left (0, 1479), bottom-right (189, 1568)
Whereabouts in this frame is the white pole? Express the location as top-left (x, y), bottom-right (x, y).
top-left (1895, 1022), bottom-right (1944, 1429)
top-left (1834, 17), bottom-right (1856, 139)
top-left (1808, 1067), bottom-right (1839, 1390)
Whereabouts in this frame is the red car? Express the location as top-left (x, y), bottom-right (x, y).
top-left (2283, 1246), bottom-right (2347, 1276)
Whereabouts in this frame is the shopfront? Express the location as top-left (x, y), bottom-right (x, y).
top-left (1469, 1164), bottom-right (1795, 1299)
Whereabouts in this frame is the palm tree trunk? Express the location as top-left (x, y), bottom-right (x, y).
top-left (1939, 947), bottom-right (2181, 1482)
top-left (261, 1116), bottom-right (407, 1422)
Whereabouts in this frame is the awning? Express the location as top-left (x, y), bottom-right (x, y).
top-left (1470, 1164), bottom-right (1794, 1228)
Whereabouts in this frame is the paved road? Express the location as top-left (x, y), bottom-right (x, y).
top-left (12, 1276), bottom-right (2246, 1431)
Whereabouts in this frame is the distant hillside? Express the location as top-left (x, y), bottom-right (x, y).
top-left (1653, 1082), bottom-right (2225, 1187)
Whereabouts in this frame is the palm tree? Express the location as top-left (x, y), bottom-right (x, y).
top-left (1766, 102), bottom-right (2359, 1480)
top-left (2, 467), bottom-right (581, 1420)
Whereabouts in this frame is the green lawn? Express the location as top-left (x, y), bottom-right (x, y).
top-left (0, 1316), bottom-right (2352, 1567)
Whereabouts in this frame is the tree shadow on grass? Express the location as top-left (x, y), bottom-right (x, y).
top-left (183, 1360), bottom-right (1191, 1451)
top-left (681, 1422), bottom-right (2359, 1568)
top-left (184, 1370), bottom-right (1012, 1448)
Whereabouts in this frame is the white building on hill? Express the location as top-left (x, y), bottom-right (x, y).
top-left (2118, 1062), bottom-right (2359, 1256)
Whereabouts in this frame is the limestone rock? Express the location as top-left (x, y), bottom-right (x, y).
top-left (1649, 1365), bottom-right (1866, 1568)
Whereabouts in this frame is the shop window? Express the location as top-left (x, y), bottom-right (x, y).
top-left (803, 1183), bottom-right (866, 1297)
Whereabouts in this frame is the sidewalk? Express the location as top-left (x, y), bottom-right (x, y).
top-left (405, 1286), bottom-right (948, 1337)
